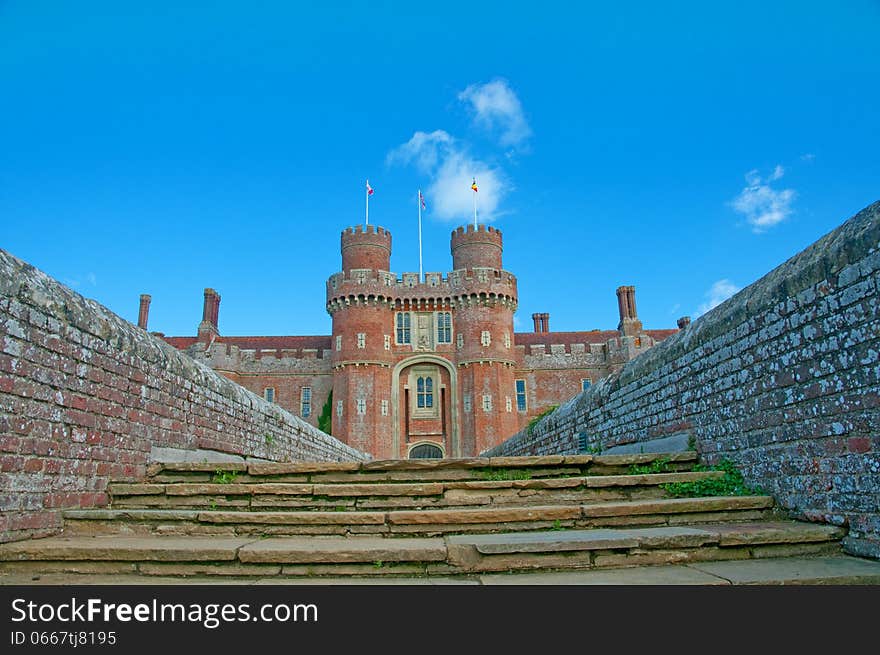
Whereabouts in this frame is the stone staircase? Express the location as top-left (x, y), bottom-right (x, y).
top-left (0, 452), bottom-right (865, 582)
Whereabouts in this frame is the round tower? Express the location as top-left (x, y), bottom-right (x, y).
top-left (341, 225), bottom-right (392, 272)
top-left (448, 224), bottom-right (518, 455)
top-left (328, 225), bottom-right (395, 457)
top-left (451, 224), bottom-right (503, 270)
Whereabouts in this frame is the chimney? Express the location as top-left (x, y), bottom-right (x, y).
top-left (137, 294), bottom-right (151, 330)
top-left (198, 288), bottom-right (221, 340)
top-left (616, 285), bottom-right (643, 337)
top-left (541, 312), bottom-right (550, 333)
top-left (532, 313), bottom-right (541, 333)
top-left (677, 316), bottom-right (691, 329)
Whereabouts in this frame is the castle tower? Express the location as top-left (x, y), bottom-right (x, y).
top-left (327, 226), bottom-right (395, 456)
top-left (450, 225), bottom-right (519, 455)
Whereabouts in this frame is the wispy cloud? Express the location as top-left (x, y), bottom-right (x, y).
top-left (800, 153), bottom-right (816, 163)
top-left (458, 79), bottom-right (531, 149)
top-left (668, 303), bottom-right (681, 316)
top-left (731, 165), bottom-right (796, 233)
top-left (388, 80), bottom-right (531, 222)
top-left (695, 279), bottom-right (740, 317)
top-left (388, 131), bottom-right (507, 222)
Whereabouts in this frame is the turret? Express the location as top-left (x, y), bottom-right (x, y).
top-left (341, 225), bottom-right (392, 273)
top-left (451, 224), bottom-right (503, 271)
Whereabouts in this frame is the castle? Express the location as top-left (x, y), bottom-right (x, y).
top-left (148, 223), bottom-right (680, 459)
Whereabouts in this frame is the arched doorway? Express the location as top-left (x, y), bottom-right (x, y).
top-left (408, 442), bottom-right (444, 459)
top-left (391, 355), bottom-right (460, 459)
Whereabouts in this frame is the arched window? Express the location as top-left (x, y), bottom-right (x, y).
top-left (409, 443), bottom-right (443, 459)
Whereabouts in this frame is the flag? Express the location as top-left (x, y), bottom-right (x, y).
top-left (366, 180), bottom-right (374, 196)
top-left (419, 190), bottom-right (426, 210)
top-left (471, 178), bottom-right (478, 193)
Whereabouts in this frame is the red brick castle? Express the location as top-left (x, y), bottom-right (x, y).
top-left (151, 223), bottom-right (679, 459)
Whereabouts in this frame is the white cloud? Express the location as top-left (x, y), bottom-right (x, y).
top-left (388, 131), bottom-right (508, 222)
top-left (386, 130), bottom-right (453, 173)
top-left (801, 153), bottom-right (816, 162)
top-left (458, 79), bottom-right (531, 148)
top-left (86, 272), bottom-right (97, 286)
top-left (732, 166), bottom-right (796, 233)
top-left (695, 279), bottom-right (740, 317)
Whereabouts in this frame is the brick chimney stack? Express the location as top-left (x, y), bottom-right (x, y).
top-left (198, 288), bottom-right (221, 341)
top-left (616, 286), bottom-right (643, 337)
top-left (541, 312), bottom-right (550, 333)
top-left (137, 294), bottom-right (151, 330)
top-left (677, 316), bottom-right (692, 329)
top-left (532, 313), bottom-right (541, 333)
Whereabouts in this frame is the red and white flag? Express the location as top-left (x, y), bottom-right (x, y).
top-left (366, 180), bottom-right (374, 196)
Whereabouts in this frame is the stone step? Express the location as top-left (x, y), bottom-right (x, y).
top-left (61, 495), bottom-right (777, 538)
top-left (108, 470), bottom-right (726, 511)
top-left (145, 452), bottom-right (698, 483)
top-left (0, 521), bottom-right (845, 578)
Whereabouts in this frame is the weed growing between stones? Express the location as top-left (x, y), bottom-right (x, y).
top-left (661, 459), bottom-right (762, 497)
top-left (212, 470), bottom-right (239, 484)
top-left (478, 468), bottom-right (533, 481)
top-left (527, 405), bottom-right (559, 435)
top-left (628, 457), bottom-right (672, 475)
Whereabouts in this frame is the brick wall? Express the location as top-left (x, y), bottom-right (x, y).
top-left (0, 249), bottom-right (368, 544)
top-left (484, 201), bottom-right (880, 559)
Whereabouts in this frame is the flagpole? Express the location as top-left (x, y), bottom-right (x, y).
top-left (365, 181), bottom-right (369, 226)
top-left (418, 189), bottom-right (423, 278)
top-left (473, 182), bottom-right (477, 227)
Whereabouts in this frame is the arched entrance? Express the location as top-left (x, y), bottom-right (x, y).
top-left (391, 355), bottom-right (460, 459)
top-left (408, 442), bottom-right (444, 459)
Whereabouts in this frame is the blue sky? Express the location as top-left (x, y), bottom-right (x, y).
top-left (2, 1), bottom-right (878, 337)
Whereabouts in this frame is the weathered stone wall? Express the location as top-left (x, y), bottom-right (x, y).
top-left (0, 249), bottom-right (368, 543)
top-left (484, 201), bottom-right (880, 559)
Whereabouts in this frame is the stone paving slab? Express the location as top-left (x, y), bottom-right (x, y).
top-left (581, 496), bottom-right (774, 517)
top-left (687, 556), bottom-right (880, 584)
top-left (238, 537), bottom-right (447, 564)
top-left (0, 536), bottom-right (255, 562)
top-left (447, 529), bottom-right (640, 554)
top-left (479, 565), bottom-right (729, 585)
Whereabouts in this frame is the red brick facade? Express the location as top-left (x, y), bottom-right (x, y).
top-left (162, 223), bottom-right (678, 459)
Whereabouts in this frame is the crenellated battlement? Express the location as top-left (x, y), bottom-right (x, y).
top-left (342, 224), bottom-right (392, 238)
top-left (450, 223), bottom-right (503, 270)
top-left (326, 266), bottom-right (518, 314)
top-left (341, 224), bottom-right (392, 272)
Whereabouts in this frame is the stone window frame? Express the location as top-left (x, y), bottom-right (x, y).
top-left (503, 332), bottom-right (511, 349)
top-left (581, 378), bottom-right (592, 392)
top-left (380, 399), bottom-right (389, 416)
top-left (384, 334), bottom-right (391, 351)
top-left (482, 394), bottom-right (492, 412)
top-left (505, 396), bottom-right (512, 412)
top-left (515, 379), bottom-right (527, 412)
top-left (396, 312), bottom-right (412, 344)
top-left (456, 333), bottom-right (464, 349)
top-left (436, 311), bottom-right (452, 344)
top-left (357, 332), bottom-right (366, 349)
top-left (264, 387), bottom-right (275, 403)
top-left (481, 330), bottom-right (491, 347)
top-left (409, 365), bottom-right (440, 419)
top-left (463, 393), bottom-right (472, 413)
top-left (336, 400), bottom-right (343, 417)
top-left (356, 398), bottom-right (367, 415)
top-left (335, 335), bottom-right (342, 351)
top-left (300, 387), bottom-right (312, 418)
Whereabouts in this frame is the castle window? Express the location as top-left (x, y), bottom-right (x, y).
top-left (300, 387), bottom-right (312, 418)
top-left (336, 400), bottom-right (343, 417)
top-left (456, 333), bottom-right (464, 349)
top-left (357, 333), bottom-right (366, 349)
top-left (264, 387), bottom-right (275, 403)
top-left (416, 376), bottom-right (434, 409)
top-left (482, 394), bottom-right (493, 412)
top-left (505, 396), bottom-right (512, 412)
top-left (396, 312), bottom-right (411, 344)
top-left (582, 379), bottom-right (592, 392)
top-left (356, 398), bottom-right (366, 415)
top-left (336, 335), bottom-right (342, 351)
top-left (381, 399), bottom-right (389, 416)
top-left (384, 335), bottom-right (391, 350)
top-left (481, 331), bottom-right (491, 347)
top-left (515, 379), bottom-right (527, 412)
top-left (436, 312), bottom-right (452, 343)
top-left (503, 332), bottom-right (511, 349)
top-left (463, 394), bottom-right (472, 413)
